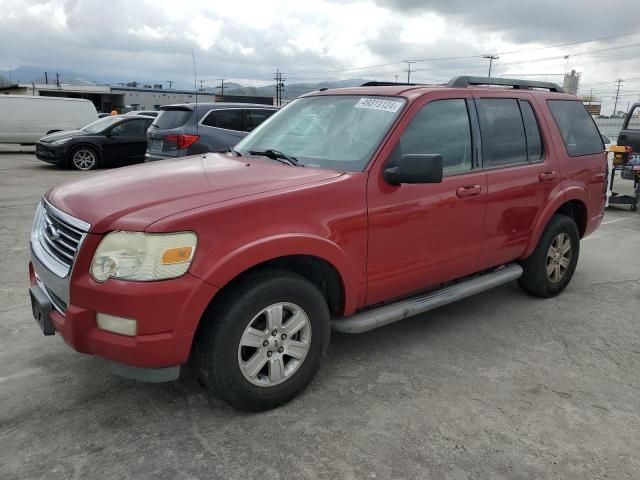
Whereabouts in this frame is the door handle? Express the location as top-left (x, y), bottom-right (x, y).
top-left (456, 184), bottom-right (482, 198)
top-left (539, 171), bottom-right (557, 182)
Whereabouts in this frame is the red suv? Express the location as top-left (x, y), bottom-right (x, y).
top-left (29, 76), bottom-right (606, 410)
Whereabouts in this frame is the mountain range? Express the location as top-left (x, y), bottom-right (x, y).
top-left (0, 66), bottom-right (371, 100)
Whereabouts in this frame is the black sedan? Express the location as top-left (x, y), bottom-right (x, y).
top-left (35, 115), bottom-right (155, 170)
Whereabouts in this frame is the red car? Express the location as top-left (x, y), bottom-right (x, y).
top-left (29, 76), bottom-right (606, 410)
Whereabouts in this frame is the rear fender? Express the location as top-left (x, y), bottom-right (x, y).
top-left (522, 182), bottom-right (588, 259)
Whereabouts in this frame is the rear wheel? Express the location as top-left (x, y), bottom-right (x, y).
top-left (194, 270), bottom-right (330, 411)
top-left (518, 214), bottom-right (580, 298)
top-left (69, 146), bottom-right (99, 170)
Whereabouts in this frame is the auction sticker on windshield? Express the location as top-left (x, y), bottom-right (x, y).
top-left (354, 98), bottom-right (403, 113)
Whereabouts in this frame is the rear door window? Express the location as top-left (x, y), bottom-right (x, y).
top-left (476, 98), bottom-right (527, 167)
top-left (202, 109), bottom-right (243, 131)
top-left (243, 109), bottom-right (276, 132)
top-left (547, 100), bottom-right (603, 156)
top-left (154, 109), bottom-right (192, 129)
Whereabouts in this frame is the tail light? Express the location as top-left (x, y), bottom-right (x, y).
top-left (163, 134), bottom-right (200, 150)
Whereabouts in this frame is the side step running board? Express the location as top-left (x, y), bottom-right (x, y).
top-left (331, 263), bottom-right (523, 334)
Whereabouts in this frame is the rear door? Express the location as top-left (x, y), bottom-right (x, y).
top-left (475, 95), bottom-right (559, 269)
top-left (618, 103), bottom-right (640, 159)
top-left (200, 108), bottom-right (244, 151)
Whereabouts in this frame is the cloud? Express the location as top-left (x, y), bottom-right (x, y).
top-left (0, 0), bottom-right (639, 111)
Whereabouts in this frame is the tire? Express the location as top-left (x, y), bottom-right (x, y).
top-left (194, 270), bottom-right (330, 411)
top-left (68, 146), bottom-right (99, 170)
top-left (518, 214), bottom-right (580, 298)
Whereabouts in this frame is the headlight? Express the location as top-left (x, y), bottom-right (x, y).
top-left (50, 137), bottom-right (72, 145)
top-left (91, 231), bottom-right (197, 282)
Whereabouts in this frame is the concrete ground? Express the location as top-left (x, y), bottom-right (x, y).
top-left (1, 147), bottom-right (639, 480)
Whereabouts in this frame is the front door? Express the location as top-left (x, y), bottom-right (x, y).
top-left (366, 94), bottom-right (488, 305)
top-left (103, 118), bottom-right (152, 164)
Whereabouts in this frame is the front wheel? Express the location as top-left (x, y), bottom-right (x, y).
top-left (69, 146), bottom-right (99, 170)
top-left (194, 271), bottom-right (330, 411)
top-left (518, 214), bottom-right (580, 298)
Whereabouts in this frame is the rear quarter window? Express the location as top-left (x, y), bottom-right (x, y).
top-left (154, 109), bottom-right (192, 129)
top-left (547, 100), bottom-right (603, 156)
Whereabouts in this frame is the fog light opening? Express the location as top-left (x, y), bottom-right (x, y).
top-left (96, 313), bottom-right (137, 336)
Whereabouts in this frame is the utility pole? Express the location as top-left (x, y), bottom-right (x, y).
top-left (55, 72), bottom-right (60, 87)
top-left (44, 72), bottom-right (48, 84)
top-left (403, 61), bottom-right (416, 83)
top-left (394, 75), bottom-right (399, 83)
top-left (612, 78), bottom-right (623, 116)
top-left (165, 80), bottom-right (175, 89)
top-left (216, 78), bottom-right (225, 100)
top-left (483, 55), bottom-right (499, 77)
top-left (273, 69), bottom-right (285, 106)
top-left (199, 79), bottom-right (205, 91)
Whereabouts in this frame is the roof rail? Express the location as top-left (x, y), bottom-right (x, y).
top-left (447, 76), bottom-right (565, 93)
top-left (360, 81), bottom-right (422, 87)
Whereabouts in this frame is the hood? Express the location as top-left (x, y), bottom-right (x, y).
top-left (39, 130), bottom-right (88, 142)
top-left (46, 154), bottom-right (344, 233)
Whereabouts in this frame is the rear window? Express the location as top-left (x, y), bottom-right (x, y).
top-left (547, 100), bottom-right (603, 156)
top-left (153, 109), bottom-right (192, 129)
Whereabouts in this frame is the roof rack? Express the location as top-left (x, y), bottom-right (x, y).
top-left (360, 81), bottom-right (423, 87)
top-left (447, 76), bottom-right (565, 93)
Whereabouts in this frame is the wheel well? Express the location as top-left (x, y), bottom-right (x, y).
top-left (555, 200), bottom-right (587, 237)
top-left (212, 255), bottom-right (345, 317)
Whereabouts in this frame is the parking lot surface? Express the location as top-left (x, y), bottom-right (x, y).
top-left (1, 148), bottom-right (639, 480)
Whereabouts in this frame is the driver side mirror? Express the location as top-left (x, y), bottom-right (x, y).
top-left (384, 154), bottom-right (443, 185)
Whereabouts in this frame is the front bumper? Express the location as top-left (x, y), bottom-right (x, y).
top-left (29, 232), bottom-right (219, 374)
top-left (35, 142), bottom-right (66, 165)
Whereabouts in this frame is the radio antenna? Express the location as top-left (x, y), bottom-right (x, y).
top-left (191, 48), bottom-right (200, 154)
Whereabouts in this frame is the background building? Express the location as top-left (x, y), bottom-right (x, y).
top-left (0, 82), bottom-right (274, 113)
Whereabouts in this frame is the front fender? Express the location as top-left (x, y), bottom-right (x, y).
top-left (194, 234), bottom-right (361, 315)
top-left (522, 182), bottom-right (588, 259)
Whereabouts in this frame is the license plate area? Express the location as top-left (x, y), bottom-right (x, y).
top-left (29, 285), bottom-right (55, 336)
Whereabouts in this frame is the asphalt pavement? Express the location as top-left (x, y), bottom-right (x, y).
top-left (1, 148), bottom-right (639, 479)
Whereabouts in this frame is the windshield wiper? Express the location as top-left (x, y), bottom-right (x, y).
top-left (249, 149), bottom-right (300, 166)
top-left (228, 146), bottom-right (241, 156)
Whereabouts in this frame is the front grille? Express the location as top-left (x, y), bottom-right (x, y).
top-left (38, 204), bottom-right (87, 271)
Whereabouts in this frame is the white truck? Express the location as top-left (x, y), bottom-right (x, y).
top-left (0, 95), bottom-right (98, 144)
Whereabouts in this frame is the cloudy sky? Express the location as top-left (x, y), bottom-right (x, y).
top-left (1, 0), bottom-right (640, 110)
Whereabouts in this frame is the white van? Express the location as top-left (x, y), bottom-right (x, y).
top-left (0, 95), bottom-right (98, 144)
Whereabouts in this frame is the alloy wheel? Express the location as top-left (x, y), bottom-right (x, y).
top-left (546, 233), bottom-right (572, 283)
top-left (237, 302), bottom-right (312, 387)
top-left (72, 149), bottom-right (96, 170)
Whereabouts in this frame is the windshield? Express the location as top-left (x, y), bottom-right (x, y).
top-left (82, 116), bottom-right (123, 133)
top-left (234, 95), bottom-right (406, 171)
